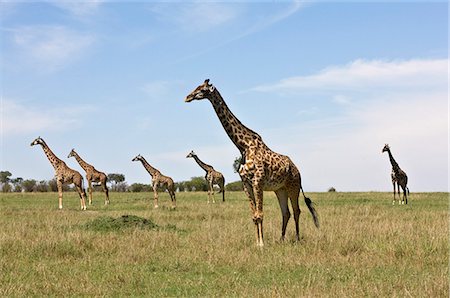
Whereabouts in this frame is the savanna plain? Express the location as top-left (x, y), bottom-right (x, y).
top-left (1, 191), bottom-right (448, 297)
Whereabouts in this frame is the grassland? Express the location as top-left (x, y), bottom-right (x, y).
top-left (0, 191), bottom-right (448, 297)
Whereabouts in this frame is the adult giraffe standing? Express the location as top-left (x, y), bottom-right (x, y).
top-left (68, 149), bottom-right (110, 206)
top-left (186, 150), bottom-right (225, 203)
top-left (185, 79), bottom-right (319, 246)
top-left (30, 137), bottom-right (87, 210)
top-left (132, 154), bottom-right (176, 209)
top-left (382, 144), bottom-right (409, 205)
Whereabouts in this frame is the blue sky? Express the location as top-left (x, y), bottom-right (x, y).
top-left (1, 1), bottom-right (448, 191)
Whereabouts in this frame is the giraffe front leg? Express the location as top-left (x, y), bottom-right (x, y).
top-left (392, 181), bottom-right (396, 205)
top-left (210, 180), bottom-right (215, 204)
top-left (397, 183), bottom-right (402, 205)
top-left (253, 181), bottom-right (264, 247)
top-left (88, 180), bottom-right (93, 205)
top-left (153, 185), bottom-right (159, 208)
top-left (57, 181), bottom-right (63, 210)
top-left (242, 181), bottom-right (260, 245)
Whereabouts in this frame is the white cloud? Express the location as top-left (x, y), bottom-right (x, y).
top-left (0, 99), bottom-right (94, 136)
top-left (256, 58), bottom-right (448, 191)
top-left (251, 59), bottom-right (448, 95)
top-left (12, 25), bottom-right (95, 72)
top-left (149, 2), bottom-right (241, 33)
top-left (49, 0), bottom-right (103, 17)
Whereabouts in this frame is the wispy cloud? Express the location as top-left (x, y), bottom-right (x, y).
top-left (0, 99), bottom-right (94, 136)
top-left (149, 2), bottom-right (241, 33)
top-left (11, 25), bottom-right (95, 73)
top-left (256, 58), bottom-right (448, 191)
top-left (49, 0), bottom-right (103, 17)
top-left (250, 59), bottom-right (447, 95)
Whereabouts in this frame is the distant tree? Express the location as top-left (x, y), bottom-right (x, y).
top-left (22, 179), bottom-right (37, 192)
top-left (48, 179), bottom-right (70, 192)
top-left (233, 157), bottom-right (243, 173)
top-left (130, 183), bottom-right (151, 192)
top-left (0, 171), bottom-right (12, 183)
top-left (36, 180), bottom-right (49, 192)
top-left (175, 182), bottom-right (185, 192)
top-left (225, 180), bottom-right (243, 191)
top-left (11, 177), bottom-right (23, 192)
top-left (116, 182), bottom-right (128, 192)
top-left (2, 182), bottom-right (12, 193)
top-left (328, 187), bottom-right (336, 192)
top-left (189, 176), bottom-right (208, 192)
top-left (108, 173), bottom-right (126, 191)
top-left (0, 171), bottom-right (12, 192)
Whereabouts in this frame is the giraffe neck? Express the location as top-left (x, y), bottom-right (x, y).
top-left (39, 141), bottom-right (64, 170)
top-left (192, 155), bottom-right (213, 172)
top-left (72, 152), bottom-right (92, 171)
top-left (139, 158), bottom-right (159, 177)
top-left (387, 149), bottom-right (400, 171)
top-left (208, 89), bottom-right (262, 153)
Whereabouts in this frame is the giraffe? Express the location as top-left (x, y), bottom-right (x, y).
top-left (30, 137), bottom-right (87, 210)
top-left (132, 154), bottom-right (176, 209)
top-left (382, 144), bottom-right (409, 205)
top-left (68, 149), bottom-right (110, 206)
top-left (186, 150), bottom-right (225, 203)
top-left (185, 79), bottom-right (319, 246)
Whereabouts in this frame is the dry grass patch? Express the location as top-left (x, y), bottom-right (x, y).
top-left (0, 191), bottom-right (448, 296)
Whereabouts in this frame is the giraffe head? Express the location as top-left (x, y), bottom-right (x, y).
top-left (185, 79), bottom-right (215, 102)
top-left (186, 150), bottom-right (197, 158)
top-left (30, 136), bottom-right (45, 147)
top-left (132, 154), bottom-right (143, 162)
top-left (67, 148), bottom-right (76, 158)
top-left (382, 144), bottom-right (390, 153)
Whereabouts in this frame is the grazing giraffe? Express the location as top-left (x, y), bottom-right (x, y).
top-left (382, 144), bottom-right (409, 205)
top-left (68, 149), bottom-right (110, 206)
top-left (30, 137), bottom-right (87, 210)
top-left (186, 150), bottom-right (225, 203)
top-left (132, 154), bottom-right (176, 209)
top-left (185, 79), bottom-right (319, 247)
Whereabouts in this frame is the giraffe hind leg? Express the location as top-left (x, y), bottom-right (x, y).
top-left (101, 178), bottom-right (110, 205)
top-left (275, 189), bottom-right (290, 241)
top-left (57, 181), bottom-right (63, 209)
top-left (75, 184), bottom-right (87, 211)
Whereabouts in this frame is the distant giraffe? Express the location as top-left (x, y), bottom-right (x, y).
top-left (382, 144), bottom-right (409, 205)
top-left (30, 137), bottom-right (87, 210)
top-left (132, 154), bottom-right (176, 208)
top-left (68, 149), bottom-right (110, 206)
top-left (186, 150), bottom-right (225, 203)
top-left (185, 79), bottom-right (319, 246)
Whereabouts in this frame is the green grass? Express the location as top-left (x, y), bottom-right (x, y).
top-left (1, 191), bottom-right (448, 297)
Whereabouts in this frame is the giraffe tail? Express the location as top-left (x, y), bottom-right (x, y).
top-left (301, 187), bottom-right (319, 228)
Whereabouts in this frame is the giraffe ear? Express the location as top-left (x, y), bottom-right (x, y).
top-left (209, 85), bottom-right (215, 92)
